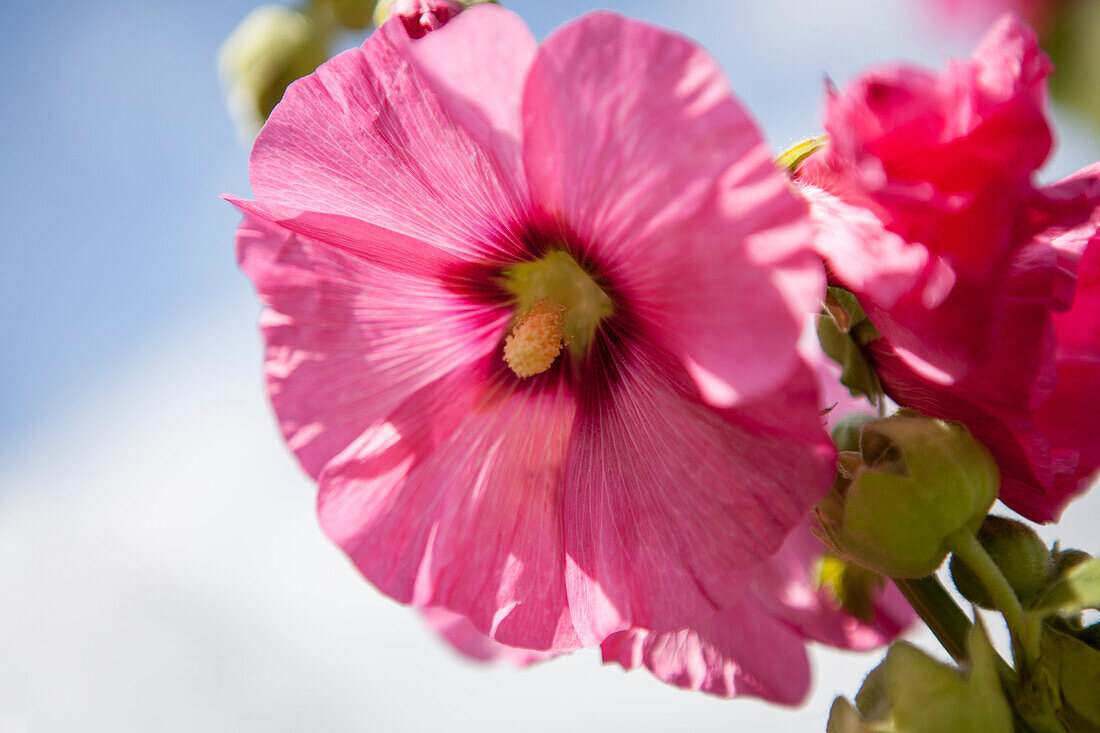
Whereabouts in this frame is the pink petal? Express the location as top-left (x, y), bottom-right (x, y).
top-left (522, 11), bottom-right (822, 405)
top-left (798, 13), bottom-right (1053, 381)
top-left (317, 364), bottom-right (583, 652)
top-left (751, 523), bottom-right (914, 652)
top-left (405, 5), bottom-right (536, 183)
top-left (235, 215), bottom-right (506, 478)
top-left (249, 19), bottom-right (531, 261)
top-left (420, 607), bottom-right (557, 666)
top-left (600, 594), bottom-right (811, 704)
top-left (802, 185), bottom-right (931, 310)
top-left (561, 341), bottom-right (836, 643)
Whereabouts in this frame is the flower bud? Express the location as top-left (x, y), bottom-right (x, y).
top-left (1053, 548), bottom-right (1093, 579)
top-left (218, 5), bottom-right (327, 138)
top-left (949, 515), bottom-right (1052, 609)
top-left (374, 0), bottom-right (463, 37)
top-left (831, 413), bottom-right (873, 453)
top-left (817, 414), bottom-right (999, 578)
top-left (329, 0), bottom-right (377, 30)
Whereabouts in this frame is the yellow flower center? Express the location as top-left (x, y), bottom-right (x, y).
top-left (499, 250), bottom-right (614, 378)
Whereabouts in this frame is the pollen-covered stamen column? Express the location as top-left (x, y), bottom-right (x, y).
top-left (499, 249), bottom-right (613, 378)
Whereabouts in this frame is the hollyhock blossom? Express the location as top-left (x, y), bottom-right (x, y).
top-left (231, 6), bottom-right (834, 653)
top-left (798, 14), bottom-right (1100, 521)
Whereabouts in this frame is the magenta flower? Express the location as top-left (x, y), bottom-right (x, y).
top-left (799, 14), bottom-right (1100, 521)
top-left (231, 6), bottom-right (834, 652)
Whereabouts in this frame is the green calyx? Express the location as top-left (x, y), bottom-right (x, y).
top-left (499, 250), bottom-right (613, 357)
top-left (818, 413), bottom-right (999, 579)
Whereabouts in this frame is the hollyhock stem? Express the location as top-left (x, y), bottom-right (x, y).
top-left (892, 575), bottom-right (1019, 683)
top-left (891, 575), bottom-right (972, 664)
top-left (946, 530), bottom-right (1042, 671)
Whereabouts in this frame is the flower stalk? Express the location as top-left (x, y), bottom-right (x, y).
top-left (946, 529), bottom-right (1042, 671)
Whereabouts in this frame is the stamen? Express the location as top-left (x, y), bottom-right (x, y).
top-left (503, 300), bottom-right (566, 378)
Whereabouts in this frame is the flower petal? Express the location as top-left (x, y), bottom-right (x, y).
top-left (599, 594), bottom-right (811, 704)
top-left (250, 19), bottom-right (530, 260)
top-left (562, 339), bottom-right (835, 642)
top-left (318, 364), bottom-right (583, 652)
top-left (420, 607), bottom-right (557, 666)
top-left (236, 215), bottom-right (506, 478)
top-left (405, 4), bottom-right (537, 183)
top-left (751, 522), bottom-right (914, 651)
top-left (522, 12), bottom-right (821, 404)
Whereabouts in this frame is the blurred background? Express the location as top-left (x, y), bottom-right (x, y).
top-left (1, 0), bottom-right (1098, 730)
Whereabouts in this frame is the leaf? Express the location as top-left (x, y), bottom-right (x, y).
top-left (1039, 620), bottom-right (1100, 730)
top-left (1034, 558), bottom-right (1100, 615)
top-left (887, 623), bottom-right (1014, 732)
top-left (828, 624), bottom-right (1014, 732)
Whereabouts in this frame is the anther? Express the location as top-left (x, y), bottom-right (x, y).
top-left (503, 300), bottom-right (566, 378)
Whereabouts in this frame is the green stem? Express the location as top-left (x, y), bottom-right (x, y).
top-left (892, 575), bottom-right (972, 664)
top-left (946, 530), bottom-right (1042, 671)
top-left (892, 575), bottom-right (1018, 687)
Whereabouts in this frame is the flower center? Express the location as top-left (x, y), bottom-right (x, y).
top-left (499, 250), bottom-right (614, 378)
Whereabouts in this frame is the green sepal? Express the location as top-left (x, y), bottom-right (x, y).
top-left (777, 134), bottom-right (829, 174)
top-left (1033, 558), bottom-right (1100, 616)
top-left (817, 287), bottom-right (883, 405)
top-left (1037, 619), bottom-right (1100, 729)
top-left (832, 414), bottom-right (874, 453)
top-left (827, 622), bottom-right (1014, 732)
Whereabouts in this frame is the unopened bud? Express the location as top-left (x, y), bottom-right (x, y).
top-left (949, 516), bottom-right (1052, 609)
top-left (218, 5), bottom-right (327, 138)
top-left (374, 0), bottom-right (463, 37)
top-left (817, 414), bottom-right (999, 578)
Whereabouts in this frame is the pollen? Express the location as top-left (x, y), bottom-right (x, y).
top-left (503, 300), bottom-right (566, 378)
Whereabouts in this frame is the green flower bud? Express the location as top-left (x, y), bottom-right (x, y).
top-left (218, 5), bottom-right (328, 139)
top-left (329, 0), bottom-right (377, 30)
top-left (949, 515), bottom-right (1052, 609)
top-left (818, 414), bottom-right (999, 578)
top-left (1054, 547), bottom-right (1093, 578)
top-left (832, 413), bottom-right (874, 453)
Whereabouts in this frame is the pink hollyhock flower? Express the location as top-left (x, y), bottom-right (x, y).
top-left (799, 15), bottom-right (1100, 521)
top-left (231, 6), bottom-right (834, 653)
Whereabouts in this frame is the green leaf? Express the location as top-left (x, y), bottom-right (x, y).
top-left (1039, 621), bottom-right (1100, 729)
top-left (1034, 558), bottom-right (1100, 615)
top-left (828, 623), bottom-right (1014, 732)
top-left (889, 624), bottom-right (1013, 732)
top-left (817, 292), bottom-right (883, 405)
